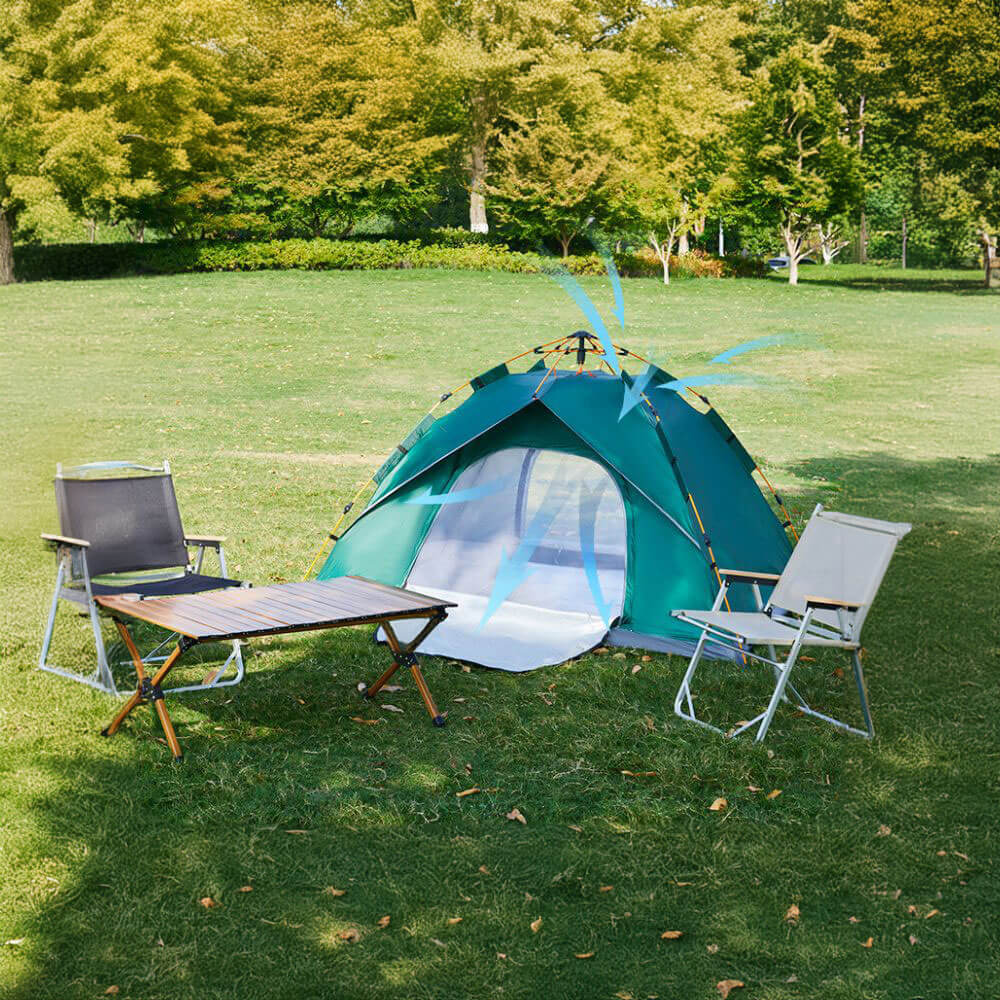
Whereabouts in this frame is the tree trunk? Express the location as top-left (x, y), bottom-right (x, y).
top-left (650, 233), bottom-right (673, 285)
top-left (677, 231), bottom-right (689, 255)
top-left (857, 93), bottom-right (867, 264)
top-left (468, 137), bottom-right (488, 234)
top-left (559, 232), bottom-right (573, 258)
top-left (87, 218), bottom-right (98, 243)
top-left (901, 214), bottom-right (907, 269)
top-left (718, 220), bottom-right (724, 257)
top-left (0, 206), bottom-right (14, 285)
top-left (787, 256), bottom-right (799, 285)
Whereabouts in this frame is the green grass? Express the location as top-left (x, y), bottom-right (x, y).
top-left (1, 265), bottom-right (998, 1000)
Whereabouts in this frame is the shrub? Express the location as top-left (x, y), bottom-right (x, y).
top-left (13, 236), bottom-right (756, 282)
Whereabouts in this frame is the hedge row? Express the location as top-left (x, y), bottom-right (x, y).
top-left (13, 237), bottom-right (765, 282)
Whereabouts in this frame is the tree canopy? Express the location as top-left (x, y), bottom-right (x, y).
top-left (2, 0), bottom-right (997, 283)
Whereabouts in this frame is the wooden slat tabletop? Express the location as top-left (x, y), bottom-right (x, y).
top-left (95, 576), bottom-right (455, 642)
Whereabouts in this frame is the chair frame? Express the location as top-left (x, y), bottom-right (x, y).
top-left (38, 460), bottom-right (245, 696)
top-left (672, 505), bottom-right (907, 743)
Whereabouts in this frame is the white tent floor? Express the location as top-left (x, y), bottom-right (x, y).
top-left (382, 587), bottom-right (610, 672)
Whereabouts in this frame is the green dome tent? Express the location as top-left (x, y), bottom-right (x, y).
top-left (314, 333), bottom-right (794, 671)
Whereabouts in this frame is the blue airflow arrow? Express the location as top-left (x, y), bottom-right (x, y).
top-left (710, 334), bottom-right (791, 365)
top-left (578, 480), bottom-right (612, 626)
top-left (588, 231), bottom-right (625, 331)
top-left (405, 476), bottom-right (512, 506)
top-left (546, 269), bottom-right (621, 376)
top-left (479, 491), bottom-right (565, 629)
top-left (656, 373), bottom-right (761, 393)
top-left (618, 364), bottom-right (658, 421)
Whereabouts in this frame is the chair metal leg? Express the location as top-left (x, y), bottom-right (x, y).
top-left (38, 561), bottom-right (65, 671)
top-left (755, 611), bottom-right (814, 742)
top-left (37, 559), bottom-right (119, 695)
top-left (851, 649), bottom-right (875, 739)
top-left (673, 626), bottom-right (725, 734)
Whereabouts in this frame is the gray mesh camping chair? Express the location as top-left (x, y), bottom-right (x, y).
top-left (672, 505), bottom-right (911, 742)
top-left (39, 461), bottom-right (247, 695)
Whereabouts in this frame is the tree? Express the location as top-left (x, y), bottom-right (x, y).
top-left (618, 3), bottom-right (746, 283)
top-left (0, 0), bottom-right (245, 283)
top-left (489, 98), bottom-right (620, 256)
top-left (734, 44), bottom-right (862, 284)
top-left (367, 0), bottom-right (619, 234)
top-left (243, 2), bottom-right (450, 239)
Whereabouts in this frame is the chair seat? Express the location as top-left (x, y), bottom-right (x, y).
top-left (61, 573), bottom-right (243, 604)
top-left (673, 610), bottom-right (857, 648)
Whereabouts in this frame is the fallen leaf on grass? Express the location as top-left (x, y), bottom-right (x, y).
top-left (323, 887), bottom-right (346, 897)
top-left (621, 770), bottom-right (657, 778)
top-left (594, 647), bottom-right (609, 655)
top-left (936, 850), bottom-right (947, 856)
top-left (377, 915), bottom-right (391, 928)
top-left (478, 865), bottom-right (490, 874)
top-left (237, 885), bottom-right (253, 892)
top-left (862, 937), bottom-right (873, 948)
top-left (766, 789), bottom-right (782, 800)
top-left (908, 934), bottom-right (918, 945)
top-left (848, 915), bottom-right (859, 923)
top-left (456, 787), bottom-right (480, 798)
top-left (661, 930), bottom-right (683, 940)
top-left (785, 904), bottom-right (800, 924)
top-left (706, 943), bottom-right (719, 954)
top-left (506, 807), bottom-right (527, 825)
top-left (338, 928), bottom-right (360, 943)
top-left (747, 785), bottom-right (762, 793)
top-left (104, 987), bottom-right (119, 996)
top-left (615, 992), bottom-right (634, 1000)
top-left (530, 917), bottom-right (543, 933)
top-left (285, 829), bottom-right (309, 835)
top-left (599, 885), bottom-right (614, 893)
top-left (350, 717), bottom-right (383, 725)
top-left (382, 685), bottom-right (403, 693)
top-left (568, 825), bottom-right (583, 833)
top-left (381, 704), bottom-right (404, 714)
top-left (877, 824), bottom-right (892, 836)
top-left (199, 897), bottom-right (218, 909)
top-left (925, 909), bottom-right (939, 919)
top-left (709, 798), bottom-right (728, 812)
top-left (3, 939), bottom-right (25, 946)
top-left (447, 917), bottom-right (463, 925)
top-left (641, 655), bottom-right (651, 662)
top-left (574, 952), bottom-right (595, 959)
top-left (716, 980), bottom-right (744, 998)
top-left (954, 851), bottom-right (970, 861)
top-left (431, 937), bottom-right (446, 947)
top-left (497, 952), bottom-right (507, 960)
top-left (631, 664), bottom-right (641, 675)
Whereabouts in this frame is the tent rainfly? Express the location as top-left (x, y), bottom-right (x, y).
top-left (313, 332), bottom-right (795, 672)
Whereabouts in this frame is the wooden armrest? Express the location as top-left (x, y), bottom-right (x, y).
top-left (719, 568), bottom-right (781, 584)
top-left (805, 594), bottom-right (863, 612)
top-left (185, 534), bottom-right (225, 548)
top-left (41, 532), bottom-right (90, 548)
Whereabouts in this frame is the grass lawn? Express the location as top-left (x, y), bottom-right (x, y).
top-left (1, 264), bottom-right (998, 999)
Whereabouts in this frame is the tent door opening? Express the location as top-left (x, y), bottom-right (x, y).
top-left (389, 448), bottom-right (627, 671)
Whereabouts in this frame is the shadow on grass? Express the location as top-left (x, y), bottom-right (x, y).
top-left (780, 272), bottom-right (992, 295)
top-left (5, 451), bottom-right (1000, 999)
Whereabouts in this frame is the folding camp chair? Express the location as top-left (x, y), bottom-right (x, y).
top-left (39, 460), bottom-right (246, 696)
top-left (672, 505), bottom-right (911, 742)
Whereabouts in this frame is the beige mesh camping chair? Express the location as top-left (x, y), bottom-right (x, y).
top-left (39, 460), bottom-right (246, 696)
top-left (672, 505), bottom-right (911, 742)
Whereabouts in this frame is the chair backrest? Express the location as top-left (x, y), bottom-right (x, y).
top-left (55, 462), bottom-right (189, 576)
top-left (767, 505), bottom-right (911, 638)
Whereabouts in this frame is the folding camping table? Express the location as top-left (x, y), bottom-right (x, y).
top-left (97, 576), bottom-right (455, 760)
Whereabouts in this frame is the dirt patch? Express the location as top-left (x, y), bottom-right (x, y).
top-left (221, 450), bottom-right (378, 467)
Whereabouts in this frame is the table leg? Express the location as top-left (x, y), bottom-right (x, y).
top-left (370, 615), bottom-right (447, 727)
top-left (101, 619), bottom-right (192, 761)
